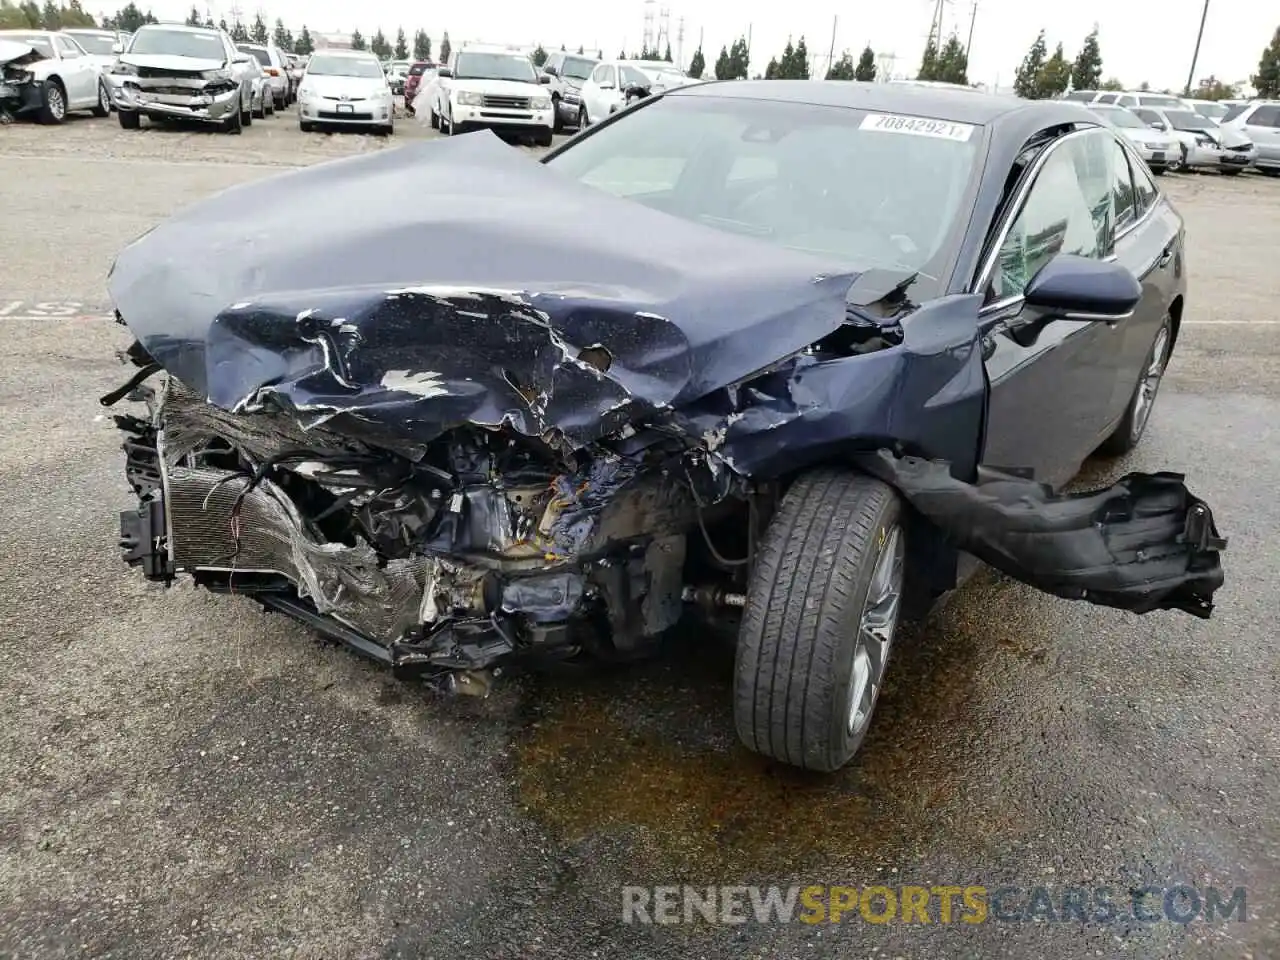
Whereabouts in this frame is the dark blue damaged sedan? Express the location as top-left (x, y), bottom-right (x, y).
top-left (104, 79), bottom-right (1225, 772)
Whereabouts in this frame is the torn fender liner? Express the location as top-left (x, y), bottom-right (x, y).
top-left (106, 132), bottom-right (859, 452)
top-left (856, 451), bottom-right (1227, 619)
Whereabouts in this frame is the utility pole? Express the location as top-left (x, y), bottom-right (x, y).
top-left (1184, 0), bottom-right (1209, 96)
top-left (966, 0), bottom-right (978, 55)
top-left (827, 14), bottom-right (837, 78)
top-left (746, 22), bottom-right (752, 76)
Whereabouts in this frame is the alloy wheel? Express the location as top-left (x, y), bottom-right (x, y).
top-left (1131, 320), bottom-right (1171, 442)
top-left (847, 525), bottom-right (905, 736)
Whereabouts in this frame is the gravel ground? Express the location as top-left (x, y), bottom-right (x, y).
top-left (0, 113), bottom-right (1278, 960)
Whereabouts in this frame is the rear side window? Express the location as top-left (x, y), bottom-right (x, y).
top-left (1109, 139), bottom-right (1136, 233)
top-left (1248, 105), bottom-right (1280, 127)
top-left (1220, 104), bottom-right (1247, 123)
top-left (1095, 93), bottom-right (1120, 104)
top-left (1131, 150), bottom-right (1158, 219)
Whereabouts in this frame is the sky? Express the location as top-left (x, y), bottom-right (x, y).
top-left (130, 0), bottom-right (1271, 92)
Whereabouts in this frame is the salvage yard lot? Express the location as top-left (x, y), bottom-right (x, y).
top-left (1, 115), bottom-right (1278, 959)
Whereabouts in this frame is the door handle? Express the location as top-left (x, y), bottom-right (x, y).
top-left (1156, 244), bottom-right (1174, 269)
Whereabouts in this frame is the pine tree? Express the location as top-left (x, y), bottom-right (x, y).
top-left (412, 29), bottom-right (430, 60)
top-left (394, 27), bottom-right (407, 59)
top-left (272, 19), bottom-right (291, 51)
top-left (854, 45), bottom-right (877, 81)
top-left (1013, 30), bottom-right (1048, 99)
top-left (229, 18), bottom-right (247, 42)
top-left (1071, 27), bottom-right (1103, 91)
top-left (371, 28), bottom-right (389, 59)
top-left (350, 28), bottom-right (365, 50)
top-left (687, 46), bottom-right (705, 78)
top-left (1254, 25), bottom-right (1280, 98)
top-left (531, 44), bottom-right (547, 66)
top-left (792, 36), bottom-right (810, 78)
top-left (438, 31), bottom-right (450, 63)
top-left (728, 36), bottom-right (749, 78)
top-left (826, 51), bottom-right (855, 81)
top-left (764, 56), bottom-right (779, 79)
top-left (714, 45), bottom-right (730, 80)
top-left (663, 43), bottom-right (672, 62)
top-left (917, 36), bottom-right (939, 81)
top-left (937, 35), bottom-right (968, 84)
top-left (250, 12), bottom-right (267, 45)
top-left (294, 25), bottom-right (313, 55)
top-left (184, 5), bottom-right (199, 26)
top-left (1037, 41), bottom-right (1071, 98)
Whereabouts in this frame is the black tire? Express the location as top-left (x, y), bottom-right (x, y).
top-left (429, 107), bottom-right (439, 129)
top-left (1097, 312), bottom-right (1173, 457)
top-left (550, 95), bottom-right (562, 133)
top-left (117, 108), bottom-right (140, 129)
top-left (535, 127), bottom-right (553, 148)
top-left (252, 92), bottom-right (265, 119)
top-left (299, 120), bottom-right (313, 132)
top-left (223, 105), bottom-right (242, 134)
top-left (91, 79), bottom-right (110, 117)
top-left (577, 104), bottom-right (588, 128)
top-left (37, 79), bottom-right (66, 124)
top-left (1220, 168), bottom-right (1242, 176)
top-left (734, 469), bottom-right (906, 772)
top-left (242, 105), bottom-right (252, 126)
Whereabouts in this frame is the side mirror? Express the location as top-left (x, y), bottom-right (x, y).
top-left (538, 73), bottom-right (551, 84)
top-left (111, 42), bottom-right (124, 54)
top-left (1024, 254), bottom-right (1142, 319)
top-left (437, 67), bottom-right (452, 78)
top-left (233, 53), bottom-right (251, 64)
top-left (1151, 121), bottom-right (1167, 131)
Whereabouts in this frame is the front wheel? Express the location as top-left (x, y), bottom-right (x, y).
top-left (223, 105), bottom-right (242, 134)
top-left (37, 80), bottom-right (66, 124)
top-left (577, 104), bottom-right (588, 128)
top-left (734, 469), bottom-right (906, 772)
top-left (1097, 313), bottom-right (1173, 457)
top-left (1220, 167), bottom-right (1242, 176)
top-left (117, 107), bottom-right (140, 129)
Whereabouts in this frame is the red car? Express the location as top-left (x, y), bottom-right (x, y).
top-left (403, 61), bottom-right (436, 114)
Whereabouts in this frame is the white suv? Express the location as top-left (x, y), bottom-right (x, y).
top-left (432, 43), bottom-right (553, 146)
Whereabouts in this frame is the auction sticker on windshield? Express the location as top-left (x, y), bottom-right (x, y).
top-left (860, 113), bottom-right (976, 141)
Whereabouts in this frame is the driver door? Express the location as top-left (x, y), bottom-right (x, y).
top-left (977, 127), bottom-right (1129, 488)
top-left (54, 36), bottom-right (95, 105)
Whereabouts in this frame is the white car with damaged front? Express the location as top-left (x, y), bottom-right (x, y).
top-left (432, 45), bottom-right (553, 146)
top-left (0, 29), bottom-right (110, 122)
top-left (296, 50), bottom-right (394, 135)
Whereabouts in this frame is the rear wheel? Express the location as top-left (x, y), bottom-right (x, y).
top-left (1097, 312), bottom-right (1173, 457)
top-left (1220, 167), bottom-right (1242, 176)
top-left (92, 79), bottom-right (110, 117)
top-left (734, 469), bottom-right (906, 772)
top-left (37, 80), bottom-right (66, 124)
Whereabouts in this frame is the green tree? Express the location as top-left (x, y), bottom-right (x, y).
top-left (204, 16), bottom-right (213, 28)
top-left (63, 1), bottom-right (96, 26)
top-left (597, 49), bottom-right (603, 60)
top-left (1195, 75), bottom-right (1239, 100)
top-left (713, 44), bottom-right (730, 79)
top-left (19, 0), bottom-right (40, 26)
top-left (764, 56), bottom-right (779, 79)
top-left (112, 2), bottom-right (147, 32)
top-left (294, 25), bottom-right (313, 54)
top-left (438, 31), bottom-right (450, 63)
top-left (1138, 79), bottom-right (1151, 91)
top-left (217, 17), bottom-right (226, 32)
top-left (350, 28), bottom-right (365, 50)
top-left (1071, 26), bottom-right (1103, 91)
top-left (272, 18), bottom-right (291, 50)
top-left (575, 44), bottom-right (583, 54)
top-left (183, 4), bottom-right (199, 26)
top-left (531, 44), bottom-right (547, 66)
top-left (370, 28), bottom-right (389, 58)
top-left (936, 34), bottom-right (968, 84)
top-left (0, 0), bottom-right (28, 27)
top-left (663, 42), bottom-right (671, 62)
top-left (39, 0), bottom-right (59, 27)
top-left (687, 45), bottom-right (705, 79)
top-left (854, 45), bottom-right (877, 81)
top-left (826, 51), bottom-right (855, 81)
top-left (776, 38), bottom-right (796, 77)
top-left (394, 27), bottom-right (407, 59)
top-left (412, 30), bottom-right (430, 60)
top-left (917, 35), bottom-right (939, 80)
top-left (727, 35), bottom-right (749, 78)
top-left (1013, 29), bottom-right (1047, 98)
top-left (1254, 25), bottom-right (1280, 98)
top-left (229, 17), bottom-right (247, 42)
top-left (1037, 41), bottom-right (1070, 97)
top-left (250, 12), bottom-right (267, 44)
top-left (1100, 76), bottom-right (1124, 91)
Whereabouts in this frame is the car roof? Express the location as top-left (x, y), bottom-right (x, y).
top-left (62, 28), bottom-right (114, 34)
top-left (310, 49), bottom-right (379, 59)
top-left (0, 28), bottom-right (55, 36)
top-left (668, 79), bottom-right (1079, 127)
top-left (136, 23), bottom-right (216, 32)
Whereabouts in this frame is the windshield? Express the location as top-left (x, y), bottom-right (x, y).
top-left (3, 33), bottom-right (55, 57)
top-left (129, 29), bottom-right (224, 59)
top-left (544, 95), bottom-right (979, 275)
top-left (306, 54), bottom-right (384, 78)
top-left (1165, 109), bottom-right (1214, 131)
top-left (454, 51), bottom-right (536, 82)
top-left (1140, 95), bottom-right (1187, 109)
top-left (1191, 101), bottom-right (1227, 120)
top-left (66, 32), bottom-right (115, 55)
top-left (1091, 106), bottom-right (1145, 129)
top-left (237, 45), bottom-right (271, 67)
top-left (561, 56), bottom-right (595, 80)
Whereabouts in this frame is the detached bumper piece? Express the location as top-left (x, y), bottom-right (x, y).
top-left (856, 451), bottom-right (1226, 619)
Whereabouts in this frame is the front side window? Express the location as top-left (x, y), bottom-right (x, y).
top-left (545, 95), bottom-right (981, 279)
top-left (989, 130), bottom-right (1117, 301)
top-left (1109, 139), bottom-right (1137, 232)
top-left (1130, 148), bottom-right (1158, 218)
top-left (601, 65), bottom-right (616, 87)
top-left (55, 36), bottom-right (81, 57)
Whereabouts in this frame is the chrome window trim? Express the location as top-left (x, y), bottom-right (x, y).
top-left (973, 126), bottom-right (1158, 316)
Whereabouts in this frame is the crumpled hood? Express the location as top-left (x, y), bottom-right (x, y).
top-left (0, 39), bottom-right (42, 69)
top-left (108, 132), bottom-right (857, 452)
top-left (1204, 125), bottom-right (1250, 148)
top-left (120, 52), bottom-right (226, 72)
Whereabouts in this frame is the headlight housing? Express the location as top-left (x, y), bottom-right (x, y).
top-left (455, 90), bottom-right (483, 106)
top-left (297, 85), bottom-right (316, 100)
top-left (111, 61), bottom-right (138, 76)
top-left (531, 96), bottom-right (551, 110)
top-left (201, 67), bottom-right (233, 82)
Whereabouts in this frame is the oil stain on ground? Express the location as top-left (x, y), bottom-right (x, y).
top-left (513, 570), bottom-right (1046, 879)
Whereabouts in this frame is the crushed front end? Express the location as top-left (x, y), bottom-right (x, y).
top-left (0, 43), bottom-right (42, 122)
top-left (113, 360), bottom-right (733, 687)
top-left (111, 62), bottom-right (241, 122)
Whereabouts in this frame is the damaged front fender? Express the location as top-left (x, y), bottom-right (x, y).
top-left (855, 450), bottom-right (1227, 619)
